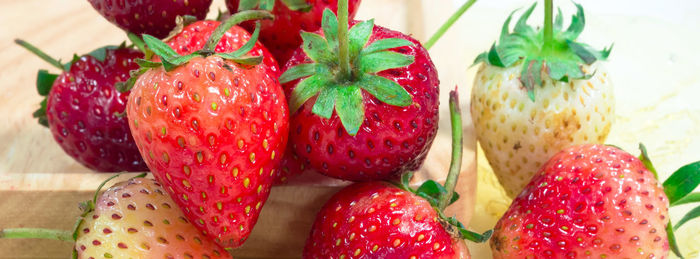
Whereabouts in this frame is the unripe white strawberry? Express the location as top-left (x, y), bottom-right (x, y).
top-left (470, 2), bottom-right (614, 197)
top-left (471, 62), bottom-right (613, 197)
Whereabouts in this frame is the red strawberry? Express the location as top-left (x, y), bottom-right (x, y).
top-left (304, 182), bottom-right (470, 259)
top-left (164, 20), bottom-right (281, 77)
top-left (304, 90), bottom-right (490, 258)
top-left (126, 11), bottom-right (289, 248)
top-left (16, 40), bottom-right (147, 172)
top-left (226, 0), bottom-right (362, 64)
top-left (87, 0), bottom-right (213, 38)
top-left (280, 4), bottom-right (439, 182)
top-left (1, 177), bottom-right (231, 258)
top-left (491, 144), bottom-right (674, 258)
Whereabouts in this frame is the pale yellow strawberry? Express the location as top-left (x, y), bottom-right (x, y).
top-left (75, 178), bottom-right (230, 259)
top-left (470, 2), bottom-right (614, 197)
top-left (471, 62), bottom-right (613, 197)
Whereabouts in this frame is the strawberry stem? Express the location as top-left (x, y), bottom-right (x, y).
top-left (204, 10), bottom-right (274, 52)
top-left (438, 87), bottom-right (463, 210)
top-left (0, 228), bottom-right (73, 242)
top-left (542, 0), bottom-right (554, 53)
top-left (424, 0), bottom-right (477, 50)
top-left (337, 0), bottom-right (352, 81)
top-left (15, 39), bottom-right (65, 71)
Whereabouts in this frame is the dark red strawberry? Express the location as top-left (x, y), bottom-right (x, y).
top-left (16, 40), bottom-right (147, 172)
top-left (87, 0), bottom-right (213, 38)
top-left (126, 11), bottom-right (289, 248)
top-left (280, 3), bottom-right (439, 182)
top-left (226, 0), bottom-right (362, 64)
top-left (304, 90), bottom-right (490, 258)
top-left (491, 144), bottom-right (700, 258)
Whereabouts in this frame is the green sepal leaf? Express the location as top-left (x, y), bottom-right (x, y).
top-left (86, 45), bottom-right (119, 62)
top-left (362, 38), bottom-right (413, 55)
top-left (347, 19), bottom-right (374, 62)
top-left (564, 3), bottom-right (586, 39)
top-left (460, 228), bottom-right (493, 243)
top-left (238, 0), bottom-right (262, 11)
top-left (554, 7), bottom-right (564, 31)
top-left (674, 205), bottom-right (700, 231)
top-left (300, 31), bottom-right (334, 64)
top-left (135, 59), bottom-right (162, 68)
top-left (520, 58), bottom-right (543, 101)
top-left (281, 0), bottom-right (312, 11)
top-left (567, 41), bottom-right (597, 65)
top-left (216, 54), bottom-right (264, 65)
top-left (513, 3), bottom-right (536, 36)
top-left (36, 70), bottom-right (57, 96)
top-left (142, 34), bottom-right (179, 60)
top-left (359, 51), bottom-right (414, 74)
top-left (415, 180), bottom-right (447, 207)
top-left (116, 67), bottom-right (149, 93)
top-left (312, 86), bottom-right (338, 119)
top-left (663, 161), bottom-right (700, 205)
top-left (321, 9), bottom-right (339, 51)
top-left (289, 74), bottom-right (328, 113)
top-left (33, 98), bottom-right (49, 127)
top-left (638, 143), bottom-right (659, 179)
top-left (259, 0), bottom-right (274, 10)
top-left (667, 222), bottom-right (685, 259)
top-left (166, 53), bottom-right (199, 66)
top-left (358, 75), bottom-right (412, 107)
top-left (472, 52), bottom-right (488, 66)
top-left (63, 55), bottom-right (80, 71)
top-left (280, 63), bottom-right (317, 84)
top-left (335, 85), bottom-right (364, 136)
top-left (672, 192), bottom-right (700, 207)
top-left (227, 22), bottom-right (262, 59)
top-left (547, 59), bottom-right (584, 82)
top-left (161, 59), bottom-right (178, 72)
top-left (400, 172), bottom-right (414, 192)
top-left (127, 33), bottom-right (153, 59)
top-left (486, 44), bottom-right (505, 67)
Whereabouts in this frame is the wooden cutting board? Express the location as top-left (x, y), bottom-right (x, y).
top-left (0, 0), bottom-right (477, 258)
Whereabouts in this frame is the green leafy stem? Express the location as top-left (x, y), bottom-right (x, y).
top-left (398, 88), bottom-right (493, 243)
top-left (639, 143), bottom-right (700, 259)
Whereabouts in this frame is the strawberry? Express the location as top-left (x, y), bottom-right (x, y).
top-left (164, 19), bottom-right (281, 77)
top-left (470, 1), bottom-right (614, 197)
top-left (280, 1), bottom-right (439, 182)
top-left (16, 40), bottom-right (147, 172)
top-left (226, 0), bottom-right (362, 64)
top-left (0, 177), bottom-right (231, 258)
top-left (491, 144), bottom-right (700, 258)
top-left (125, 11), bottom-right (289, 248)
top-left (304, 90), bottom-right (491, 258)
top-left (87, 0), bottom-right (213, 38)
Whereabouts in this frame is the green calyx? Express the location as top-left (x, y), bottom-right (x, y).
top-left (397, 89), bottom-right (492, 244)
top-left (116, 10), bottom-right (273, 93)
top-left (237, 0), bottom-right (311, 12)
top-left (473, 1), bottom-right (612, 101)
top-left (15, 39), bottom-right (126, 127)
top-left (280, 8), bottom-right (416, 136)
top-left (637, 143), bottom-right (700, 259)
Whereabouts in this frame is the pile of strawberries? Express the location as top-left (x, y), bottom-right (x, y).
top-left (4, 0), bottom-right (700, 258)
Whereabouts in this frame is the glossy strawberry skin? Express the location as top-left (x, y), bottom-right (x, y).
top-left (491, 144), bottom-right (670, 259)
top-left (46, 48), bottom-right (147, 172)
top-left (87, 0), bottom-right (213, 38)
top-left (283, 24), bottom-right (440, 182)
top-left (127, 55), bottom-right (288, 248)
top-left (165, 20), bottom-right (280, 78)
top-left (75, 178), bottom-right (231, 259)
top-left (226, 0), bottom-right (362, 64)
top-left (304, 182), bottom-right (468, 259)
